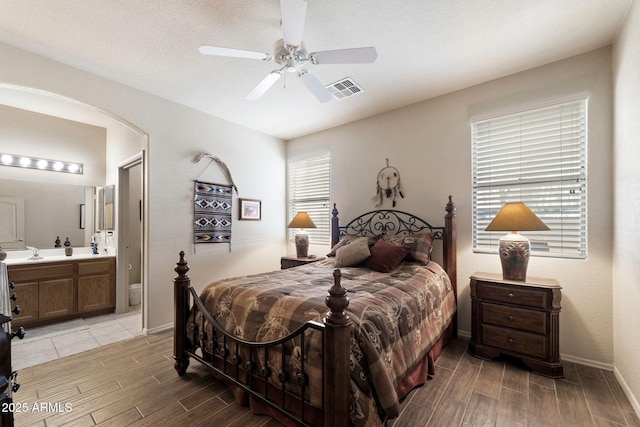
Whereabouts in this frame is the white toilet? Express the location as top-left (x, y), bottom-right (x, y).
top-left (129, 283), bottom-right (141, 306)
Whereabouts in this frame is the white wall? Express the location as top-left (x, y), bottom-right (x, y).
top-left (289, 47), bottom-right (614, 367)
top-left (612, 0), bottom-right (640, 414)
top-left (0, 42), bottom-right (287, 332)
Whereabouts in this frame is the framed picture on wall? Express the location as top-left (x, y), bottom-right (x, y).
top-left (239, 198), bottom-right (261, 220)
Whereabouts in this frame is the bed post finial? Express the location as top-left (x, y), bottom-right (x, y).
top-left (325, 269), bottom-right (350, 324)
top-left (175, 250), bottom-right (190, 277)
top-left (174, 251), bottom-right (191, 376)
top-left (446, 195), bottom-right (455, 216)
top-left (323, 268), bottom-right (352, 427)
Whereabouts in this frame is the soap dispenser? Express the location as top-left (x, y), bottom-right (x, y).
top-left (64, 237), bottom-right (73, 256)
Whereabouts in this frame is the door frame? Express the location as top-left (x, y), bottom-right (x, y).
top-left (116, 151), bottom-right (147, 329)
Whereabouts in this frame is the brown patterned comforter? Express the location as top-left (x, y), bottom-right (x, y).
top-left (190, 258), bottom-right (455, 426)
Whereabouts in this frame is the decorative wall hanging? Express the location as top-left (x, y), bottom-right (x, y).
top-left (373, 158), bottom-right (405, 207)
top-left (193, 181), bottom-right (233, 244)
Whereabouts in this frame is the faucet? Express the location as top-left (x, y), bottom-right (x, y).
top-left (26, 246), bottom-right (40, 259)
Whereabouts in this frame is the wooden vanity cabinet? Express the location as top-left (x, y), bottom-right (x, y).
top-left (39, 277), bottom-right (75, 320)
top-left (8, 282), bottom-right (38, 325)
top-left (77, 259), bottom-right (116, 313)
top-left (7, 257), bottom-right (115, 328)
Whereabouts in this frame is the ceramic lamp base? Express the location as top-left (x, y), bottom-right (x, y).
top-left (294, 231), bottom-right (309, 258)
top-left (499, 233), bottom-right (530, 281)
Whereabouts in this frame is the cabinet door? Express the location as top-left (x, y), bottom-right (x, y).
top-left (10, 281), bottom-right (39, 327)
top-left (39, 278), bottom-right (74, 320)
top-left (78, 274), bottom-right (114, 313)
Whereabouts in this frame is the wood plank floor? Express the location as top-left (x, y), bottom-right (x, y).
top-left (12, 330), bottom-right (639, 427)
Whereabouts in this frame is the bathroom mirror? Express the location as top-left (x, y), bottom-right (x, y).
top-left (0, 178), bottom-right (95, 249)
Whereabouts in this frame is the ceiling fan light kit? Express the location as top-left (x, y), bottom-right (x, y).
top-left (198, 0), bottom-right (377, 102)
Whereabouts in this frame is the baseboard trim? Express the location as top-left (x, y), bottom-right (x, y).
top-left (614, 367), bottom-right (640, 417)
top-left (560, 353), bottom-right (614, 371)
top-left (143, 322), bottom-right (173, 335)
top-left (457, 330), bottom-right (471, 340)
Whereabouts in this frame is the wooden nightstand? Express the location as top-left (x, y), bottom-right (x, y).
top-left (280, 256), bottom-right (325, 270)
top-left (468, 272), bottom-right (563, 378)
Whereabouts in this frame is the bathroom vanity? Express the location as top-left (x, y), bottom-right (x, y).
top-left (6, 253), bottom-right (115, 329)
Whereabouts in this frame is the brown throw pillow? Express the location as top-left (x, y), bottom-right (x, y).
top-left (366, 239), bottom-right (410, 273)
top-left (334, 237), bottom-right (371, 267)
top-left (327, 235), bottom-right (376, 257)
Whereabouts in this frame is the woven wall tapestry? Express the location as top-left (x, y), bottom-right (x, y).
top-left (193, 181), bottom-right (233, 244)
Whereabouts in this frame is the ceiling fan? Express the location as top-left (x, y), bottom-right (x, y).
top-left (198, 0), bottom-right (378, 102)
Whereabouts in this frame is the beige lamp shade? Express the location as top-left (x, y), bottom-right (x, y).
top-left (287, 212), bottom-right (317, 229)
top-left (485, 202), bottom-right (549, 232)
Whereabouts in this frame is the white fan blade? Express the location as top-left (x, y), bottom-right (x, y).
top-left (246, 71), bottom-right (283, 100)
top-left (299, 70), bottom-right (332, 103)
top-left (310, 47), bottom-right (378, 64)
top-left (199, 45), bottom-right (270, 60)
top-left (280, 0), bottom-right (307, 48)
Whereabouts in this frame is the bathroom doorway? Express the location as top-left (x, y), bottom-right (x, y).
top-left (117, 152), bottom-right (145, 329)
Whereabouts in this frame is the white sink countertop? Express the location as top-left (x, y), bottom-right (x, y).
top-left (2, 247), bottom-right (116, 266)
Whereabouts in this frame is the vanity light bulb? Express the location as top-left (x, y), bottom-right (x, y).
top-left (0, 153), bottom-right (83, 174)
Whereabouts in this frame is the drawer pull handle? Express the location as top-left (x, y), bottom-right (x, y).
top-left (507, 338), bottom-right (515, 345)
top-left (508, 293), bottom-right (515, 299)
top-left (508, 315), bottom-right (514, 321)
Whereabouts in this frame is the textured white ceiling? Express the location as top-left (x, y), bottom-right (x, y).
top-left (0, 0), bottom-right (631, 140)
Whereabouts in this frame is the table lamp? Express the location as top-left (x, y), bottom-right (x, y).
top-left (485, 202), bottom-right (549, 281)
top-left (287, 212), bottom-right (316, 258)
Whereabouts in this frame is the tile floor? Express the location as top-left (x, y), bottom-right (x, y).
top-left (10, 305), bottom-right (143, 370)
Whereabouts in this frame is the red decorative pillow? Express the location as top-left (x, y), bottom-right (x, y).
top-left (366, 239), bottom-right (410, 273)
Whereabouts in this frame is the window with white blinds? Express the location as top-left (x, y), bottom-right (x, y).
top-left (287, 152), bottom-right (331, 245)
top-left (472, 99), bottom-right (587, 258)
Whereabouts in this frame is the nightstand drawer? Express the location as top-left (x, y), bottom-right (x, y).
top-left (482, 325), bottom-right (545, 359)
top-left (481, 302), bottom-right (546, 334)
top-left (477, 282), bottom-right (549, 309)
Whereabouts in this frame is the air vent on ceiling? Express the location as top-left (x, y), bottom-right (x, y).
top-left (325, 77), bottom-right (364, 100)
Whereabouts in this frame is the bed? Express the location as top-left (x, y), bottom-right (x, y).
top-left (173, 196), bottom-right (457, 426)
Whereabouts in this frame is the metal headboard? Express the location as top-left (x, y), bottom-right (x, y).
top-left (330, 205), bottom-right (444, 248)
